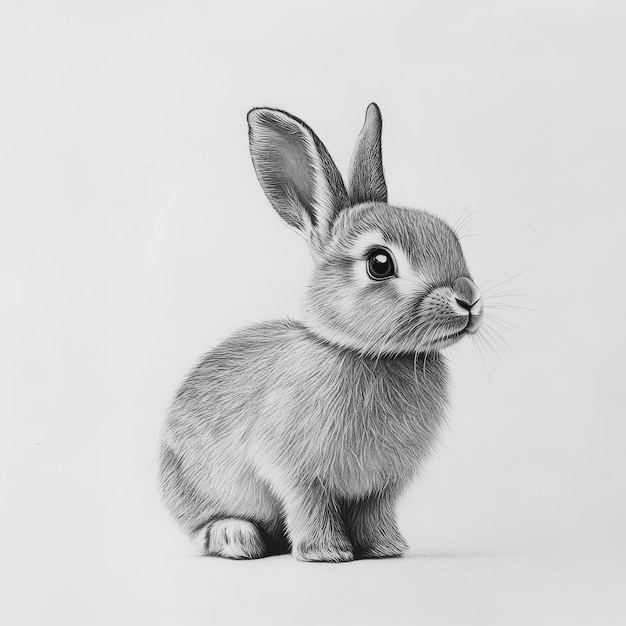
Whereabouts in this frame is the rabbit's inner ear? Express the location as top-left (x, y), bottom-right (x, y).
top-left (248, 108), bottom-right (348, 244)
top-left (262, 123), bottom-right (317, 230)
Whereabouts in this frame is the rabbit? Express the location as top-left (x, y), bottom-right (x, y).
top-left (159, 103), bottom-right (483, 562)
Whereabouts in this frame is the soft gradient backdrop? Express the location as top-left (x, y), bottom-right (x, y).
top-left (1, 1), bottom-right (625, 624)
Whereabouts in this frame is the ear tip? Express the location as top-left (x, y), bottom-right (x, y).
top-left (247, 107), bottom-right (272, 127)
top-left (247, 107), bottom-right (304, 135)
top-left (366, 102), bottom-right (382, 120)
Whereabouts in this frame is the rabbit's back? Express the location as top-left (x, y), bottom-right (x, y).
top-left (160, 320), bottom-right (303, 534)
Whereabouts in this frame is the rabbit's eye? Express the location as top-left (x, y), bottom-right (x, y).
top-left (366, 248), bottom-right (396, 280)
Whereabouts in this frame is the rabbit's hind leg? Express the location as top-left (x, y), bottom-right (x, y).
top-left (160, 444), bottom-right (285, 558)
top-left (193, 519), bottom-right (267, 559)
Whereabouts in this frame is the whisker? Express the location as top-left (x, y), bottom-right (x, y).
top-left (482, 314), bottom-right (518, 332)
top-left (478, 268), bottom-right (532, 294)
top-left (474, 329), bottom-right (501, 360)
top-left (452, 208), bottom-right (478, 236)
top-left (471, 335), bottom-right (496, 387)
top-left (450, 206), bottom-right (472, 230)
top-left (483, 303), bottom-right (540, 314)
top-left (480, 321), bottom-right (514, 354)
top-left (481, 290), bottom-right (536, 300)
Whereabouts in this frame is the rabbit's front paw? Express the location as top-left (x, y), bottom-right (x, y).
top-left (293, 536), bottom-right (354, 563)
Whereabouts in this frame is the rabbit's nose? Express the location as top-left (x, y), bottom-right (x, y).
top-left (453, 277), bottom-right (482, 314)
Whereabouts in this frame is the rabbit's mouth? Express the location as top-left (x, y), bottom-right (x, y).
top-left (416, 315), bottom-right (481, 352)
top-left (464, 313), bottom-right (482, 334)
top-left (450, 312), bottom-right (482, 339)
top-left (437, 329), bottom-right (467, 347)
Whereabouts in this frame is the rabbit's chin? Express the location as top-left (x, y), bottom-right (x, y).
top-left (302, 308), bottom-right (482, 357)
top-left (414, 331), bottom-right (466, 353)
top-left (411, 318), bottom-right (482, 354)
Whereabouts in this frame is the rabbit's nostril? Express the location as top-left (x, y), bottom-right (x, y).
top-left (453, 277), bottom-right (479, 305)
top-left (455, 298), bottom-right (472, 312)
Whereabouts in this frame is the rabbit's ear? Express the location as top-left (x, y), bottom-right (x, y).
top-left (348, 103), bottom-right (387, 205)
top-left (248, 108), bottom-right (349, 246)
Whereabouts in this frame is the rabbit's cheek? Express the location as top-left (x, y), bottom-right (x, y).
top-left (393, 271), bottom-right (430, 300)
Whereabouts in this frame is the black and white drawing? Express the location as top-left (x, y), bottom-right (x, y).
top-left (159, 104), bottom-right (484, 561)
top-left (5, 3), bottom-right (626, 624)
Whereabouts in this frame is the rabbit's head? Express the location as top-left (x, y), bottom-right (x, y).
top-left (248, 104), bottom-right (482, 357)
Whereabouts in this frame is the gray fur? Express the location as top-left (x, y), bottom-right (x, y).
top-left (348, 103), bottom-right (387, 204)
top-left (159, 104), bottom-right (483, 561)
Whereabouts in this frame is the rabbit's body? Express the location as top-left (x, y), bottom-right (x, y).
top-left (161, 319), bottom-right (449, 556)
top-left (160, 104), bottom-right (483, 561)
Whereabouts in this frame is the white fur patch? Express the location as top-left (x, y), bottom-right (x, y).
top-left (204, 519), bottom-right (266, 559)
top-left (349, 231), bottom-right (429, 297)
top-left (298, 314), bottom-right (371, 354)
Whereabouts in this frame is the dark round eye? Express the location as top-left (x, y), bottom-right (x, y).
top-left (366, 247), bottom-right (396, 280)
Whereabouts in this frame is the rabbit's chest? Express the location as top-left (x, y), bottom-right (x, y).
top-left (285, 355), bottom-right (449, 496)
top-left (325, 381), bottom-right (446, 495)
top-left (255, 346), bottom-right (450, 497)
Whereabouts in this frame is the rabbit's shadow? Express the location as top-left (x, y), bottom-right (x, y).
top-left (404, 549), bottom-right (501, 560)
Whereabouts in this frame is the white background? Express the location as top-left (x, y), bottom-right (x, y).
top-left (1, 1), bottom-right (625, 624)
